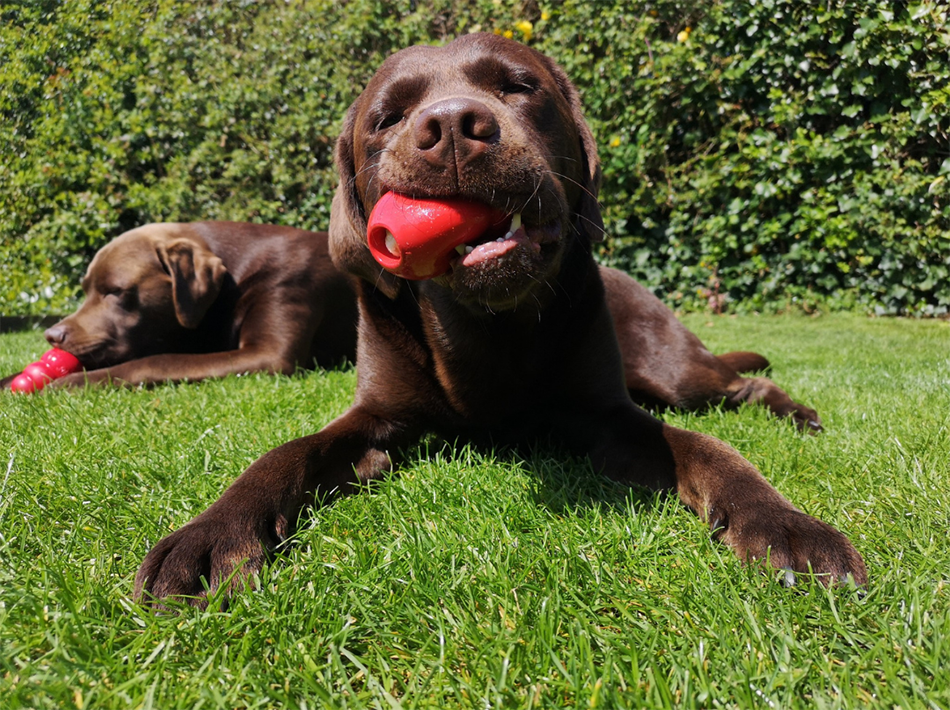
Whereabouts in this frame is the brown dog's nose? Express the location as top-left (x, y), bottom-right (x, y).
top-left (413, 98), bottom-right (499, 172)
top-left (45, 323), bottom-right (67, 346)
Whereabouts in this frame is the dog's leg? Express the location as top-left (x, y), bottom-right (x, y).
top-left (578, 403), bottom-right (866, 585)
top-left (601, 267), bottom-right (818, 428)
top-left (623, 356), bottom-right (821, 432)
top-left (715, 351), bottom-right (770, 374)
top-left (134, 406), bottom-right (416, 607)
top-left (51, 349), bottom-right (305, 388)
top-left (722, 375), bottom-right (822, 432)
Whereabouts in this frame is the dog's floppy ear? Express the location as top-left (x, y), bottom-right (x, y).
top-left (156, 239), bottom-right (227, 329)
top-left (329, 103), bottom-right (401, 300)
top-left (542, 55), bottom-right (605, 243)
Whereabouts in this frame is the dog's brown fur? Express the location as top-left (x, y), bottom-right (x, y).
top-left (1, 222), bottom-right (357, 389)
top-left (134, 34), bottom-right (863, 606)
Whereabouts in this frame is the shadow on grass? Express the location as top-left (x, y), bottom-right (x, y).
top-left (413, 434), bottom-right (664, 518)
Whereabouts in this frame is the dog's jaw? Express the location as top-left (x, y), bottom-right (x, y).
top-left (435, 215), bottom-right (565, 312)
top-left (357, 177), bottom-right (571, 311)
top-left (359, 160), bottom-right (574, 310)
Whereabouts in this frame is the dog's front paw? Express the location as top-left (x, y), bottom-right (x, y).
top-left (134, 509), bottom-right (276, 609)
top-left (48, 371), bottom-right (93, 389)
top-left (711, 504), bottom-right (867, 586)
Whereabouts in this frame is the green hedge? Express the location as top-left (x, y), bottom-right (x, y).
top-left (2, 0), bottom-right (948, 315)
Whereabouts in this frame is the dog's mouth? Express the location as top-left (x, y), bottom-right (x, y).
top-left (450, 212), bottom-right (560, 270)
top-left (47, 327), bottom-right (133, 370)
top-left (441, 210), bottom-right (566, 312)
top-left (366, 193), bottom-right (561, 281)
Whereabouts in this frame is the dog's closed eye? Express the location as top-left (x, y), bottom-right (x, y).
top-left (464, 58), bottom-right (539, 98)
top-left (370, 76), bottom-right (430, 133)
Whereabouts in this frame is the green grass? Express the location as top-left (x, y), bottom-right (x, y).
top-left (1, 313), bottom-right (948, 709)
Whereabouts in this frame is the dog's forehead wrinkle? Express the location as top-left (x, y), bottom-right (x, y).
top-left (460, 53), bottom-right (550, 94)
top-left (370, 74), bottom-right (430, 116)
top-left (80, 263), bottom-right (96, 292)
top-left (102, 255), bottom-right (157, 290)
top-left (378, 49), bottom-right (552, 120)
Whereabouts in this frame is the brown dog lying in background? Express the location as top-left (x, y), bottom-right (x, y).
top-left (1, 222), bottom-right (358, 388)
top-left (134, 33), bottom-right (863, 607)
top-left (2, 223), bottom-right (820, 431)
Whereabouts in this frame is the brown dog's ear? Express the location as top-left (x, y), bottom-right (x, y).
top-left (542, 55), bottom-right (605, 243)
top-left (329, 104), bottom-right (401, 300)
top-left (156, 239), bottom-right (227, 329)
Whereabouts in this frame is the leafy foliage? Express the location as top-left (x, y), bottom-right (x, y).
top-left (1, 0), bottom-right (948, 314)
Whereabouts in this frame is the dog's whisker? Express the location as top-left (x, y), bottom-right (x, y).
top-left (575, 213), bottom-right (607, 239)
top-left (541, 169), bottom-right (601, 204)
top-left (513, 177), bottom-right (545, 217)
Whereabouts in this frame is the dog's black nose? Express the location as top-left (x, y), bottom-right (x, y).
top-left (44, 324), bottom-right (67, 345)
top-left (414, 98), bottom-right (499, 172)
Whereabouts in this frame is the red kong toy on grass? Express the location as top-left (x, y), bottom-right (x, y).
top-left (10, 348), bottom-right (82, 393)
top-left (367, 192), bottom-right (515, 280)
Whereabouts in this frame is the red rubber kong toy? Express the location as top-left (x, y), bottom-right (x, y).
top-left (10, 348), bottom-right (81, 393)
top-left (367, 192), bottom-right (508, 280)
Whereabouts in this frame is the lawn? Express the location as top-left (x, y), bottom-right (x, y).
top-left (0, 313), bottom-right (948, 709)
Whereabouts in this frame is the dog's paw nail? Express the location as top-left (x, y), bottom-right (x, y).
top-left (838, 573), bottom-right (867, 596)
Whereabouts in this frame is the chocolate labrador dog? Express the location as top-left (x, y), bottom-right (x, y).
top-left (135, 34), bottom-right (864, 605)
top-left (0, 222), bottom-right (357, 388)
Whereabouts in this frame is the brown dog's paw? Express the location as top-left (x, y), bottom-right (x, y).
top-left (757, 397), bottom-right (822, 433)
top-left (48, 371), bottom-right (93, 389)
top-left (711, 505), bottom-right (867, 587)
top-left (134, 512), bottom-right (274, 610)
top-left (788, 403), bottom-right (823, 434)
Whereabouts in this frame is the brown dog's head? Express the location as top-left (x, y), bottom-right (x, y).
top-left (44, 224), bottom-right (227, 367)
top-left (330, 33), bottom-right (603, 310)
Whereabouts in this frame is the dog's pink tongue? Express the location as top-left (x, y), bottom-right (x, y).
top-left (367, 192), bottom-right (507, 280)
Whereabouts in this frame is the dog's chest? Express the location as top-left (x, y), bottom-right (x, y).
top-left (424, 311), bottom-right (563, 426)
